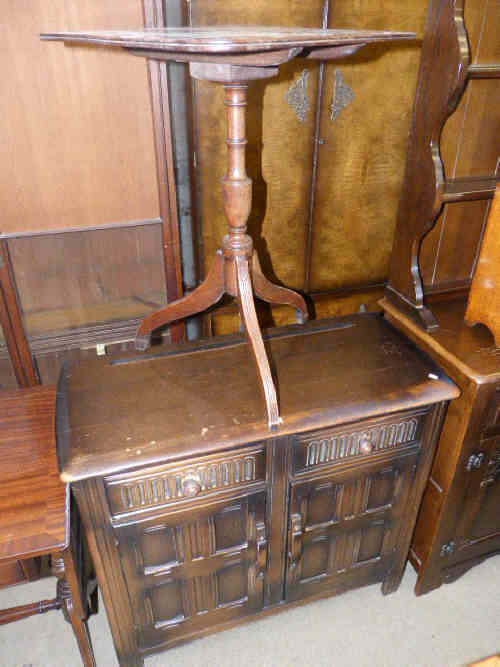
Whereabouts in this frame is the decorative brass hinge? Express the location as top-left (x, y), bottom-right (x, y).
top-left (440, 541), bottom-right (456, 557)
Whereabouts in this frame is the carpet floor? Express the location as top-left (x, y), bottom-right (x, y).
top-left (1, 555), bottom-right (499, 666)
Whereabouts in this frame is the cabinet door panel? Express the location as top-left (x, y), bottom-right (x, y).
top-left (286, 451), bottom-right (418, 602)
top-left (114, 491), bottom-right (267, 649)
top-left (456, 436), bottom-right (500, 548)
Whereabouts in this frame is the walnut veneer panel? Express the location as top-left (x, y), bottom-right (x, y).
top-left (1, 0), bottom-right (159, 234)
top-left (0, 386), bottom-right (67, 560)
top-left (310, 0), bottom-right (426, 291)
top-left (189, 0), bottom-right (325, 292)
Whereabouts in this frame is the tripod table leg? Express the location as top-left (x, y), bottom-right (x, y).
top-left (135, 250), bottom-right (225, 350)
top-left (236, 255), bottom-right (280, 429)
top-left (252, 252), bottom-right (309, 324)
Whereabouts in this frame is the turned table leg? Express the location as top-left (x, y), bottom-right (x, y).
top-left (52, 552), bottom-right (96, 667)
top-left (134, 66), bottom-right (309, 428)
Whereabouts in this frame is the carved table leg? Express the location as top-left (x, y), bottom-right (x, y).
top-left (135, 250), bottom-right (225, 350)
top-left (252, 252), bottom-right (308, 324)
top-left (52, 552), bottom-right (96, 667)
top-left (0, 598), bottom-right (60, 625)
top-left (236, 255), bottom-right (280, 428)
top-left (135, 68), bottom-right (307, 427)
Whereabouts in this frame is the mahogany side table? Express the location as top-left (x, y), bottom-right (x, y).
top-left (0, 386), bottom-right (96, 667)
top-left (41, 26), bottom-right (415, 429)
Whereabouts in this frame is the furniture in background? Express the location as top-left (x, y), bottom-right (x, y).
top-left (43, 26), bottom-right (415, 428)
top-left (381, 298), bottom-right (500, 594)
top-left (379, 0), bottom-right (500, 595)
top-left (384, 0), bottom-right (500, 330)
top-left (57, 313), bottom-right (458, 666)
top-left (0, 0), bottom-right (185, 393)
top-left (0, 387), bottom-right (96, 666)
top-left (465, 185), bottom-right (500, 347)
top-left (2, 0), bottom-right (493, 385)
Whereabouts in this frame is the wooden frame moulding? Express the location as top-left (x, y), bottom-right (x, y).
top-left (143, 0), bottom-right (185, 344)
top-left (0, 240), bottom-right (38, 387)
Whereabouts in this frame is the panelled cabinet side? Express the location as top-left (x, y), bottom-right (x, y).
top-left (72, 480), bottom-right (142, 667)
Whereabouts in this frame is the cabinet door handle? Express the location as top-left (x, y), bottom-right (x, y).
top-left (181, 473), bottom-right (202, 497)
top-left (256, 519), bottom-right (268, 574)
top-left (289, 512), bottom-right (303, 569)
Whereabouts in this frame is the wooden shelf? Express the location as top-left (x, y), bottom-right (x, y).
top-left (442, 176), bottom-right (499, 203)
top-left (468, 63), bottom-right (500, 79)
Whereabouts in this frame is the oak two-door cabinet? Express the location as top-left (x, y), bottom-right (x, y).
top-left (56, 314), bottom-right (458, 665)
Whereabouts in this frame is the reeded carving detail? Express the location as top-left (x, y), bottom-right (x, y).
top-left (330, 69), bottom-right (354, 121)
top-left (117, 455), bottom-right (260, 511)
top-left (285, 69), bottom-right (310, 122)
top-left (304, 417), bottom-right (420, 468)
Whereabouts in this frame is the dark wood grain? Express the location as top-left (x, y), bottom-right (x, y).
top-left (381, 297), bottom-right (500, 594)
top-left (385, 0), bottom-right (470, 329)
top-left (386, 0), bottom-right (500, 327)
top-left (41, 26), bottom-right (416, 56)
top-left (58, 314), bottom-right (457, 482)
top-left (62, 314), bottom-right (456, 665)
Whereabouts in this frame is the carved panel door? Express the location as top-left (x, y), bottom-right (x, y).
top-left (285, 451), bottom-right (418, 602)
top-left (453, 434), bottom-right (500, 551)
top-left (114, 491), bottom-right (267, 651)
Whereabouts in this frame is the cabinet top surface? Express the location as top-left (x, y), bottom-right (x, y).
top-left (57, 315), bottom-right (458, 482)
top-left (381, 298), bottom-right (500, 383)
top-left (40, 26), bottom-right (415, 54)
top-left (0, 386), bottom-right (68, 561)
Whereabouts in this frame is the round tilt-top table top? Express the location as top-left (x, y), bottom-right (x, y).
top-left (40, 25), bottom-right (416, 55)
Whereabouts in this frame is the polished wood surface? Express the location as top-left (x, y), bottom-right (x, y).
top-left (0, 386), bottom-right (96, 666)
top-left (465, 185), bottom-right (500, 347)
top-left (0, 386), bottom-right (66, 560)
top-left (58, 314), bottom-right (457, 482)
top-left (381, 297), bottom-right (500, 382)
top-left (62, 314), bottom-right (455, 665)
top-left (41, 26), bottom-right (416, 55)
top-left (43, 24), bottom-right (414, 428)
top-left (386, 0), bottom-right (500, 328)
top-left (380, 297), bottom-right (500, 594)
top-left (421, 0), bottom-right (500, 292)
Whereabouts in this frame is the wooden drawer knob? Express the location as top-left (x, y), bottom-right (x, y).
top-left (182, 475), bottom-right (202, 497)
top-left (359, 438), bottom-right (374, 455)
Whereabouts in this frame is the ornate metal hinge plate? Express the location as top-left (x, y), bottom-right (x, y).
top-left (330, 69), bottom-right (354, 121)
top-left (285, 69), bottom-right (310, 122)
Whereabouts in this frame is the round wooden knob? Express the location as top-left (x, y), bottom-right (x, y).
top-left (359, 438), bottom-right (373, 455)
top-left (182, 475), bottom-right (202, 497)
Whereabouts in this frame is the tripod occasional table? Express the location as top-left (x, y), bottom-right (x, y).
top-left (42, 27), bottom-right (415, 428)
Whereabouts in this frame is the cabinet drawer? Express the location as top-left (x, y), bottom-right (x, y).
top-left (105, 444), bottom-right (266, 516)
top-left (292, 409), bottom-right (428, 475)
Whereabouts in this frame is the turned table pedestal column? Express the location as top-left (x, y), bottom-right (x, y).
top-left (42, 27), bottom-right (415, 427)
